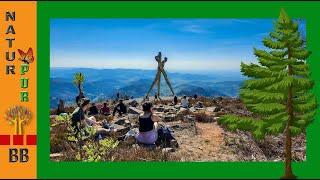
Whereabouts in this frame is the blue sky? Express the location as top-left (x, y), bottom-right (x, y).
top-left (50, 18), bottom-right (306, 73)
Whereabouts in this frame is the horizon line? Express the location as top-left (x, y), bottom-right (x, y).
top-left (50, 66), bottom-right (242, 72)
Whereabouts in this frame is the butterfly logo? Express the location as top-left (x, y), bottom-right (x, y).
top-left (18, 48), bottom-right (34, 64)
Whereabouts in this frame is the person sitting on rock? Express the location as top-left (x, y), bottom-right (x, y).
top-left (88, 103), bottom-right (99, 116)
top-left (135, 102), bottom-right (161, 145)
top-left (71, 98), bottom-right (109, 136)
top-left (100, 102), bottom-right (110, 116)
top-left (181, 95), bottom-right (189, 108)
top-left (112, 99), bottom-right (127, 117)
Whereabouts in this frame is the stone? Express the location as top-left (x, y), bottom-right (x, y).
top-left (170, 139), bottom-right (179, 148)
top-left (154, 106), bottom-right (165, 112)
top-left (174, 105), bottom-right (182, 109)
top-left (164, 107), bottom-right (175, 113)
top-left (216, 111), bottom-right (225, 116)
top-left (206, 106), bottom-right (217, 112)
top-left (129, 100), bottom-right (139, 107)
top-left (128, 107), bottom-right (143, 115)
top-left (50, 153), bottom-right (63, 158)
top-left (214, 107), bottom-right (221, 112)
top-left (189, 107), bottom-right (196, 113)
top-left (111, 124), bottom-right (130, 136)
top-left (162, 148), bottom-right (175, 153)
top-left (195, 107), bottom-right (205, 111)
top-left (127, 114), bottom-right (139, 123)
top-left (114, 118), bottom-right (126, 125)
top-left (195, 101), bottom-right (204, 108)
top-left (213, 116), bottom-right (220, 122)
top-left (170, 124), bottom-right (181, 129)
top-left (163, 114), bottom-right (176, 122)
top-left (184, 115), bottom-right (196, 122)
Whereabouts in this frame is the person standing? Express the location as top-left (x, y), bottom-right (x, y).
top-left (116, 92), bottom-right (120, 101)
top-left (173, 96), bottom-right (178, 105)
top-left (194, 94), bottom-right (198, 100)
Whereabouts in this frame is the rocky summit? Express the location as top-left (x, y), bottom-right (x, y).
top-left (50, 96), bottom-right (306, 162)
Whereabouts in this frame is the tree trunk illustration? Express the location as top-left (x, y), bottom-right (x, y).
top-left (5, 106), bottom-right (32, 135)
top-left (13, 118), bottom-right (18, 135)
top-left (18, 118), bottom-right (25, 135)
top-left (282, 63), bottom-right (296, 179)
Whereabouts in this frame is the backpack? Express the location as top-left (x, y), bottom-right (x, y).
top-left (156, 126), bottom-right (177, 147)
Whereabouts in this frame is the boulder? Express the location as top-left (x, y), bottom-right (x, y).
top-left (111, 124), bottom-right (130, 136)
top-left (174, 105), bottom-right (182, 109)
top-left (206, 106), bottom-right (217, 112)
top-left (114, 118), bottom-right (126, 125)
top-left (214, 107), bottom-right (221, 112)
top-left (164, 107), bottom-right (176, 113)
top-left (129, 100), bottom-right (139, 107)
top-left (163, 114), bottom-right (176, 122)
top-left (128, 107), bottom-right (143, 115)
top-left (162, 148), bottom-right (175, 153)
top-left (195, 101), bottom-right (204, 108)
top-left (213, 116), bottom-right (220, 122)
top-left (112, 118), bottom-right (131, 128)
top-left (195, 107), bottom-right (205, 111)
top-left (189, 107), bottom-right (196, 113)
top-left (184, 115), bottom-right (196, 122)
top-left (154, 106), bottom-right (165, 112)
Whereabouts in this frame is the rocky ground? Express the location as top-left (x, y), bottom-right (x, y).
top-left (50, 96), bottom-right (306, 162)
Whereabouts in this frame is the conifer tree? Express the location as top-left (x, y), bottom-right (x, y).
top-left (218, 9), bottom-right (317, 179)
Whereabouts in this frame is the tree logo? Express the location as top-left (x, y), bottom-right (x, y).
top-left (5, 106), bottom-right (32, 135)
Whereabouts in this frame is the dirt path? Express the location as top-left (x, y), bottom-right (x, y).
top-left (169, 121), bottom-right (238, 161)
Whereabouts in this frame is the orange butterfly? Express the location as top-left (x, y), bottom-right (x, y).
top-left (18, 48), bottom-right (34, 64)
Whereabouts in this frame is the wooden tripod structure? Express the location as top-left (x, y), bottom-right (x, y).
top-left (145, 52), bottom-right (175, 99)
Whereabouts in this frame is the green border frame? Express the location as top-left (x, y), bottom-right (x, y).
top-left (38, 1), bottom-right (320, 179)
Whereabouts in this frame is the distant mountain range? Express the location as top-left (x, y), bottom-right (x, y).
top-left (50, 68), bottom-right (245, 108)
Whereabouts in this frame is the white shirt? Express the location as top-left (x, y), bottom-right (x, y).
top-left (181, 98), bottom-right (189, 108)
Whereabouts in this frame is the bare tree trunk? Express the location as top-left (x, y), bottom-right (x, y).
top-left (145, 71), bottom-right (160, 98)
top-left (78, 84), bottom-right (82, 95)
top-left (162, 70), bottom-right (175, 96)
top-left (158, 72), bottom-right (161, 98)
top-left (281, 64), bottom-right (296, 179)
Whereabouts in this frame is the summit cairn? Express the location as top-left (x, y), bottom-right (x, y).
top-left (145, 52), bottom-right (175, 100)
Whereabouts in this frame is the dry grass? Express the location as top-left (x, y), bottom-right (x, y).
top-left (189, 97), bottom-right (218, 107)
top-left (50, 123), bottom-right (76, 153)
top-left (194, 112), bottom-right (214, 123)
top-left (110, 146), bottom-right (180, 161)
